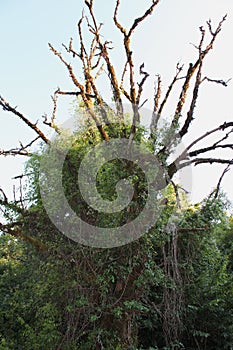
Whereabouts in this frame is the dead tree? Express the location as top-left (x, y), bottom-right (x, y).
top-left (0, 0), bottom-right (232, 348)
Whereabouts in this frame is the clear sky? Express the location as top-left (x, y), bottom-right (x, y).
top-left (0, 0), bottom-right (232, 206)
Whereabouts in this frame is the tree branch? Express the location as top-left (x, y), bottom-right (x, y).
top-left (85, 0), bottom-right (124, 119)
top-left (173, 15), bottom-right (227, 129)
top-left (136, 63), bottom-right (149, 105)
top-left (180, 157), bottom-right (233, 168)
top-left (49, 43), bottom-right (109, 140)
top-left (150, 75), bottom-right (161, 138)
top-left (0, 95), bottom-right (49, 144)
top-left (159, 63), bottom-right (184, 116)
top-left (0, 137), bottom-right (40, 157)
top-left (175, 122), bottom-right (233, 163)
top-left (213, 163), bottom-right (232, 199)
top-left (201, 76), bottom-right (231, 86)
top-left (0, 222), bottom-right (47, 251)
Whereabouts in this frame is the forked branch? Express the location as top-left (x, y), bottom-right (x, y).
top-left (0, 96), bottom-right (49, 144)
top-left (0, 137), bottom-right (40, 157)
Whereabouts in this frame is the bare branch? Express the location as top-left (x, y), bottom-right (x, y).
top-left (113, 0), bottom-right (127, 35)
top-left (168, 156), bottom-right (232, 179)
top-left (0, 149), bottom-right (30, 157)
top-left (176, 122), bottom-right (233, 163)
top-left (114, 0), bottom-right (161, 118)
top-left (136, 63), bottom-right (149, 105)
top-left (43, 89), bottom-right (60, 133)
top-left (49, 43), bottom-right (85, 92)
top-left (0, 188), bottom-right (8, 203)
top-left (139, 99), bottom-right (148, 110)
top-left (189, 143), bottom-right (233, 157)
top-left (0, 95), bottom-right (49, 144)
top-left (49, 43), bottom-right (109, 140)
top-left (181, 157), bottom-right (233, 168)
top-left (153, 74), bottom-right (162, 114)
top-left (55, 88), bottom-right (95, 98)
top-left (150, 64), bottom-right (184, 140)
top-left (150, 75), bottom-right (161, 137)
top-left (62, 38), bottom-right (79, 58)
top-left (128, 0), bottom-right (161, 38)
top-left (167, 122), bottom-right (233, 178)
top-left (213, 163), bottom-right (232, 199)
top-left (179, 61), bottom-right (203, 138)
top-left (114, 1), bottom-right (136, 105)
top-left (120, 61), bottom-right (128, 88)
top-left (121, 88), bottom-right (132, 103)
top-left (85, 0), bottom-right (124, 118)
top-left (158, 63), bottom-right (184, 116)
top-left (201, 76), bottom-right (231, 86)
top-left (173, 15), bottom-right (227, 127)
top-left (173, 63), bottom-right (198, 124)
top-left (188, 125), bottom-right (233, 157)
top-left (0, 137), bottom-right (40, 157)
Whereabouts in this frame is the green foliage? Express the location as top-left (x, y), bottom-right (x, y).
top-left (1, 120), bottom-right (233, 349)
top-left (0, 235), bottom-right (61, 350)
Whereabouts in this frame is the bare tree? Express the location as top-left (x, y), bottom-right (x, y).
top-left (0, 2), bottom-right (231, 171)
top-left (0, 0), bottom-right (232, 348)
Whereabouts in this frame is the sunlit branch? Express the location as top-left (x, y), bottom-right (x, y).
top-left (114, 0), bottom-right (161, 139)
top-left (85, 0), bottom-right (124, 118)
top-left (150, 75), bottom-right (161, 137)
top-left (171, 15), bottom-right (227, 131)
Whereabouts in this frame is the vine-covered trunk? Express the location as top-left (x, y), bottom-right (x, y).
top-left (100, 310), bottom-right (138, 349)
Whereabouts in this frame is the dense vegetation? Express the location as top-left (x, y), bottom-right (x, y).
top-left (0, 124), bottom-right (233, 349)
top-left (0, 1), bottom-right (233, 349)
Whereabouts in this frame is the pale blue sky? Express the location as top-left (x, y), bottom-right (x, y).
top-left (0, 0), bottom-right (232, 205)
